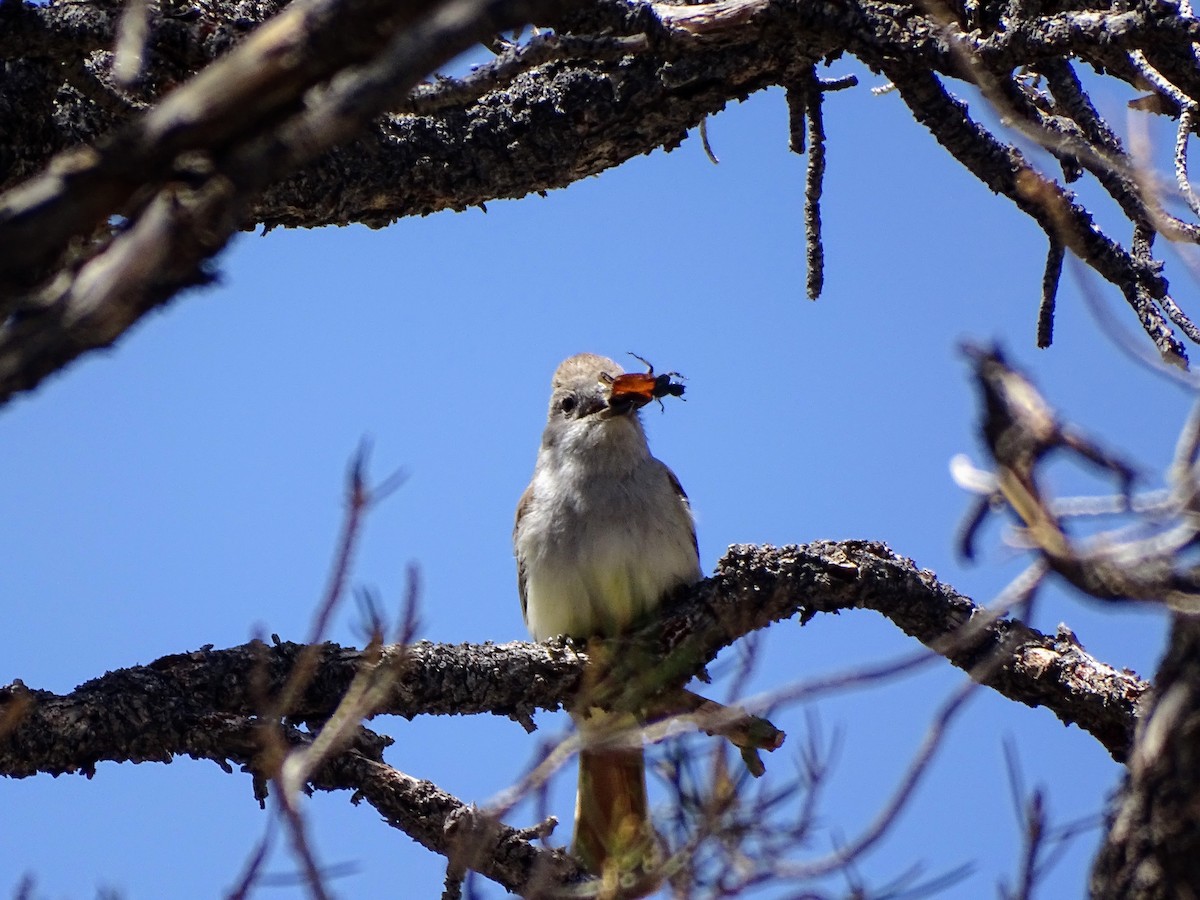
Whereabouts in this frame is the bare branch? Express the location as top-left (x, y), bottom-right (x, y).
top-left (801, 68), bottom-right (826, 301)
top-left (0, 541), bottom-right (1147, 793)
top-left (3, 0), bottom-right (1200, 402)
top-left (0, 0), bottom-right (573, 403)
top-left (880, 63), bottom-right (1188, 363)
top-left (1038, 237), bottom-right (1064, 348)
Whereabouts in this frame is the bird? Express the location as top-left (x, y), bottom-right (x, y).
top-left (513, 352), bottom-right (701, 888)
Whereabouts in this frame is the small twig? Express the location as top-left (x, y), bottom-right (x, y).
top-left (270, 443), bottom-right (404, 719)
top-left (1175, 106), bottom-right (1200, 220)
top-left (1069, 256), bottom-right (1198, 386)
top-left (227, 824), bottom-right (277, 900)
top-left (1037, 237), bottom-right (1064, 348)
top-left (308, 442), bottom-right (375, 642)
top-left (698, 117), bottom-right (720, 164)
top-left (246, 446), bottom-right (408, 899)
top-left (1133, 223), bottom-right (1200, 346)
top-left (276, 789), bottom-right (333, 900)
top-left (1000, 737), bottom-right (1102, 897)
top-left (645, 688), bottom-right (785, 776)
top-left (785, 68), bottom-right (846, 301)
top-left (1169, 400), bottom-right (1200, 499)
top-left (785, 82), bottom-right (807, 154)
top-left (1130, 51), bottom-right (1193, 112)
top-left (780, 678), bottom-right (982, 880)
top-left (281, 593), bottom-right (420, 799)
top-left (801, 69), bottom-right (826, 300)
top-left (442, 863), bottom-right (466, 900)
top-left (821, 74), bottom-right (858, 92)
top-left (1001, 742), bottom-right (1044, 900)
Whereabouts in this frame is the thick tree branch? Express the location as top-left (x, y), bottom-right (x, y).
top-left (4, 0), bottom-right (1200, 402)
top-left (0, 0), bottom-right (573, 403)
top-left (664, 541), bottom-right (1147, 762)
top-left (0, 541), bottom-right (1147, 791)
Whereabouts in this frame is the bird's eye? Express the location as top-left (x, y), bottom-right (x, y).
top-left (560, 395), bottom-right (577, 415)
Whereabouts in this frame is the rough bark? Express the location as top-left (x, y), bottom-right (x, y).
top-left (1, 542), bottom-right (1146, 777)
top-left (1091, 614), bottom-right (1200, 899)
top-left (3, 0), bottom-right (1200, 404)
top-left (5, 0), bottom-right (1199, 891)
top-left (0, 540), bottom-right (1150, 892)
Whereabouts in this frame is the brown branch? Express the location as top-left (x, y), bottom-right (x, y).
top-left (1037, 236), bottom-right (1063, 348)
top-left (0, 0), bottom-right (452, 289)
top-left (668, 541), bottom-right (1147, 762)
top-left (798, 67), bottom-right (826, 301)
top-left (0, 541), bottom-right (1147, 789)
top-left (3, 0), bottom-right (1200, 401)
top-left (220, 713), bottom-right (585, 895)
top-left (879, 60), bottom-right (1189, 363)
top-left (316, 745), bottom-right (582, 896)
top-left (0, 0), bottom-right (573, 405)
top-left (5, 1), bottom-right (1198, 229)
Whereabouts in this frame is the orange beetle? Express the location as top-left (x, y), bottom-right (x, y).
top-left (604, 353), bottom-right (686, 410)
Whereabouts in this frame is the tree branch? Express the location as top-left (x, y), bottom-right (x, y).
top-left (0, 0), bottom-right (574, 403)
top-left (3, 0), bottom-right (1200, 400)
top-left (0, 541), bottom-right (1147, 790)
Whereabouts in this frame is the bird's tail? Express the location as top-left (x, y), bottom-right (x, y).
top-left (574, 732), bottom-right (662, 895)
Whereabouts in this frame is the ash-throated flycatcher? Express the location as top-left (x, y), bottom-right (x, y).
top-left (514, 353), bottom-right (701, 882)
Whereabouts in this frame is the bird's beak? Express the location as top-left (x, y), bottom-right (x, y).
top-left (594, 371), bottom-right (640, 418)
top-left (602, 391), bottom-right (641, 417)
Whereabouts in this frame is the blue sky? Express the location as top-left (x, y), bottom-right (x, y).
top-left (1, 55), bottom-right (1190, 898)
